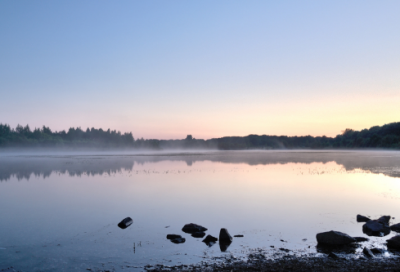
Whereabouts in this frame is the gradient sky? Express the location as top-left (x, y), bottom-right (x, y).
top-left (1, 1), bottom-right (399, 139)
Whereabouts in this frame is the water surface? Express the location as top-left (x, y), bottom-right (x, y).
top-left (1, 150), bottom-right (400, 271)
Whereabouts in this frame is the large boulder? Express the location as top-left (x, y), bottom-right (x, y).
top-left (219, 228), bottom-right (233, 243)
top-left (357, 215), bottom-right (371, 223)
top-left (118, 217), bottom-right (133, 229)
top-left (386, 236), bottom-right (400, 250)
top-left (316, 231), bottom-right (356, 246)
top-left (182, 223), bottom-right (207, 233)
top-left (362, 220), bottom-right (391, 237)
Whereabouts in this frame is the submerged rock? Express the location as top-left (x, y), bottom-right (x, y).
top-left (356, 215), bottom-right (371, 223)
top-left (234, 234), bottom-right (244, 238)
top-left (353, 237), bottom-right (369, 242)
top-left (118, 217), bottom-right (133, 229)
top-left (316, 231), bottom-right (356, 246)
top-left (219, 228), bottom-right (233, 243)
top-left (386, 235), bottom-right (400, 249)
top-left (362, 247), bottom-right (375, 258)
top-left (362, 220), bottom-right (391, 237)
top-left (390, 223), bottom-right (400, 232)
top-left (191, 232), bottom-right (206, 238)
top-left (182, 223), bottom-right (207, 233)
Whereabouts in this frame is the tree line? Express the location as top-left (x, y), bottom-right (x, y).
top-left (1, 122), bottom-right (399, 149)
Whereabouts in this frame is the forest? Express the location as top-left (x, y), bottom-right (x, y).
top-left (0, 122), bottom-right (399, 150)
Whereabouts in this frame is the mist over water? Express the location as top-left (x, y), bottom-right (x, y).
top-left (1, 150), bottom-right (400, 271)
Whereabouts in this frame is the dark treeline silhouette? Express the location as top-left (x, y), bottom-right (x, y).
top-left (1, 122), bottom-right (400, 149)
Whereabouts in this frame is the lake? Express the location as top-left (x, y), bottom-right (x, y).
top-left (1, 150), bottom-right (400, 271)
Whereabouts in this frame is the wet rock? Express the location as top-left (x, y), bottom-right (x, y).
top-left (234, 235), bottom-right (244, 238)
top-left (316, 231), bottom-right (356, 246)
top-left (371, 248), bottom-right (385, 254)
top-left (390, 223), bottom-right (400, 232)
top-left (377, 215), bottom-right (391, 225)
top-left (166, 234), bottom-right (181, 240)
top-left (353, 237), bottom-right (369, 242)
top-left (118, 217), bottom-right (133, 229)
top-left (191, 232), bottom-right (206, 238)
top-left (203, 235), bottom-right (218, 243)
top-left (219, 228), bottom-right (233, 243)
top-left (182, 223), bottom-right (207, 233)
top-left (362, 220), bottom-right (391, 237)
top-left (362, 247), bottom-right (374, 258)
top-left (356, 215), bottom-right (370, 223)
top-left (202, 235), bottom-right (218, 247)
top-left (386, 235), bottom-right (400, 249)
top-left (279, 248), bottom-right (290, 252)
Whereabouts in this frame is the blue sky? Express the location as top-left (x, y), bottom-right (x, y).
top-left (1, 1), bottom-right (399, 139)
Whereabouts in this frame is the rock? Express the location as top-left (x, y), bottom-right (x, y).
top-left (357, 215), bottom-right (371, 223)
top-left (203, 235), bottom-right (218, 243)
top-left (386, 235), bottom-right (400, 249)
top-left (362, 247), bottom-right (375, 258)
top-left (390, 223), bottom-right (400, 232)
top-left (362, 220), bottom-right (391, 237)
top-left (191, 232), bottom-right (206, 238)
top-left (118, 217), bottom-right (133, 229)
top-left (377, 215), bottom-right (391, 225)
top-left (219, 228), bottom-right (233, 243)
top-left (170, 237), bottom-right (185, 244)
top-left (353, 237), bottom-right (369, 242)
top-left (234, 235), bottom-right (244, 238)
top-left (371, 248), bottom-right (385, 254)
top-left (166, 234), bottom-right (182, 240)
top-left (279, 248), bottom-right (290, 252)
top-left (316, 231), bottom-right (356, 246)
top-left (182, 223), bottom-right (207, 233)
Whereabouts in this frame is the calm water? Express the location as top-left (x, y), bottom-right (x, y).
top-left (1, 150), bottom-right (400, 271)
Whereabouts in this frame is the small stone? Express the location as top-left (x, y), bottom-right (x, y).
top-left (182, 223), bottom-right (207, 233)
top-left (370, 248), bottom-right (385, 254)
top-left (234, 234), bottom-right (244, 238)
top-left (118, 217), bottom-right (133, 229)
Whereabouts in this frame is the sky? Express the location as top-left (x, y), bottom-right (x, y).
top-left (1, 1), bottom-right (399, 140)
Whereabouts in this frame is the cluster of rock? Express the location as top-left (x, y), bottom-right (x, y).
top-left (167, 223), bottom-right (240, 252)
top-left (316, 214), bottom-right (400, 258)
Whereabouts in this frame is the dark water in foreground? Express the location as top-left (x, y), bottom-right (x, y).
top-left (1, 150), bottom-right (400, 271)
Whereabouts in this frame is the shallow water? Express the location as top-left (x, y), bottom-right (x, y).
top-left (1, 150), bottom-right (400, 271)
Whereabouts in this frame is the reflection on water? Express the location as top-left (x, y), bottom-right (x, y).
top-left (1, 151), bottom-right (400, 271)
top-left (1, 150), bottom-right (400, 181)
